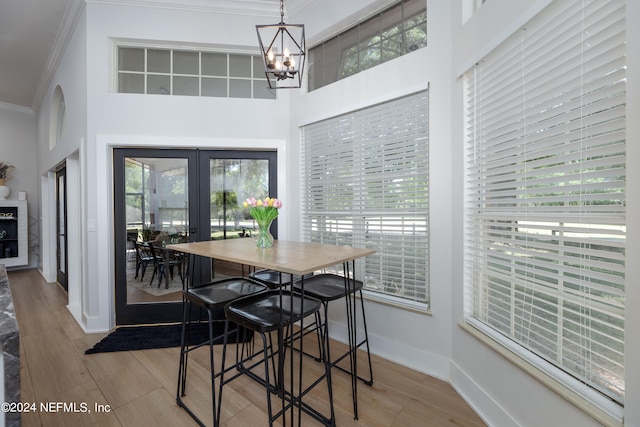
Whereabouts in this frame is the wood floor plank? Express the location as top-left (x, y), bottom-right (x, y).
top-left (8, 270), bottom-right (60, 337)
top-left (83, 350), bottom-right (163, 409)
top-left (113, 388), bottom-right (195, 427)
top-left (22, 327), bottom-right (94, 401)
top-left (19, 339), bottom-right (41, 427)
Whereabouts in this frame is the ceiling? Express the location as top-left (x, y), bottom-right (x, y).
top-left (0, 0), bottom-right (71, 110)
top-left (0, 0), bottom-right (305, 112)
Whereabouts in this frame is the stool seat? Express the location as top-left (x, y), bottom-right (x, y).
top-left (249, 269), bottom-right (293, 289)
top-left (186, 278), bottom-right (267, 307)
top-left (225, 290), bottom-right (321, 332)
top-left (293, 273), bottom-right (363, 301)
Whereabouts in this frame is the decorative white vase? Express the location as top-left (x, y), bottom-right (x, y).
top-left (0, 184), bottom-right (9, 200)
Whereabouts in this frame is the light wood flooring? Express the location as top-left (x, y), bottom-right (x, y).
top-left (9, 268), bottom-right (486, 427)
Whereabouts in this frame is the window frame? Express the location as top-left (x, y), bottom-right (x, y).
top-left (462, 0), bottom-right (626, 421)
top-left (115, 44), bottom-right (275, 100)
top-left (308, 0), bottom-right (427, 91)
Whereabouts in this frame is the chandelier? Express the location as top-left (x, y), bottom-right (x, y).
top-left (256, 0), bottom-right (306, 89)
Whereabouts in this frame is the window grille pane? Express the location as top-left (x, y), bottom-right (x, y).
top-left (202, 53), bottom-right (227, 76)
top-left (173, 51), bottom-right (199, 75)
top-left (229, 79), bottom-right (251, 98)
top-left (118, 73), bottom-right (144, 94)
top-left (118, 47), bottom-right (144, 72)
top-left (202, 77), bottom-right (227, 97)
top-left (230, 55), bottom-right (251, 78)
top-left (359, 15), bottom-right (382, 71)
top-left (403, 0), bottom-right (427, 52)
top-left (173, 76), bottom-right (199, 96)
top-left (464, 0), bottom-right (626, 407)
top-left (381, 3), bottom-right (403, 60)
top-left (147, 74), bottom-right (170, 95)
top-left (340, 27), bottom-right (360, 79)
top-left (148, 49), bottom-right (170, 73)
top-left (301, 90), bottom-right (429, 305)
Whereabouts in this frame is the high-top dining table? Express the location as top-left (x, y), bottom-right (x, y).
top-left (167, 238), bottom-right (375, 426)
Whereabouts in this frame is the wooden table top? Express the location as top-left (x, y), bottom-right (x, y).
top-left (167, 239), bottom-right (375, 276)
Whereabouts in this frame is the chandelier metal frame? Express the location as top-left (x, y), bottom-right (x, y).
top-left (256, 0), bottom-right (306, 89)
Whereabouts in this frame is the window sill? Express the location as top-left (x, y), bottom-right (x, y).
top-left (362, 290), bottom-right (431, 315)
top-left (459, 319), bottom-right (623, 427)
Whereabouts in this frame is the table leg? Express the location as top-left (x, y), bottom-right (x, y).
top-left (344, 260), bottom-right (359, 419)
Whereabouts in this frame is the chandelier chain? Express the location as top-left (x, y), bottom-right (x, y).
top-left (280, 0), bottom-right (285, 23)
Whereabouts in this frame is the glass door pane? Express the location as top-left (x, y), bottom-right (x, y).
top-left (56, 167), bottom-right (68, 291)
top-left (125, 156), bottom-right (189, 305)
top-left (209, 158), bottom-right (270, 241)
top-left (205, 158), bottom-right (271, 279)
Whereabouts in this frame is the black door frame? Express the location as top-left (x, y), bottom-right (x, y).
top-left (113, 147), bottom-right (277, 325)
top-left (55, 164), bottom-right (68, 292)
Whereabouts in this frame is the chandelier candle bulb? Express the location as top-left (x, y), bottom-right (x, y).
top-left (267, 50), bottom-right (274, 68)
top-left (283, 48), bottom-right (290, 66)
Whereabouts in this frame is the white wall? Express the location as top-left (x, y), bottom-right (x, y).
top-left (36, 7), bottom-right (87, 329)
top-left (0, 106), bottom-right (39, 269)
top-left (450, 0), bottom-right (639, 426)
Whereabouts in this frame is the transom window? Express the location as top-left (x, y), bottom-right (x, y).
top-left (308, 0), bottom-right (427, 91)
top-left (117, 46), bottom-right (275, 99)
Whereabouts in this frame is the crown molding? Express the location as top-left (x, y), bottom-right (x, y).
top-left (31, 0), bottom-right (86, 113)
top-left (0, 102), bottom-right (35, 115)
top-left (86, 0), bottom-right (284, 18)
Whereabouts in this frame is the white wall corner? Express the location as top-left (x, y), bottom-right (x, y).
top-left (449, 360), bottom-right (518, 427)
top-left (328, 318), bottom-right (450, 381)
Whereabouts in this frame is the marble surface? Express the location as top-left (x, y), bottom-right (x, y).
top-left (0, 264), bottom-right (20, 426)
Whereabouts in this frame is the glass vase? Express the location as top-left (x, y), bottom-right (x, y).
top-left (255, 218), bottom-right (275, 248)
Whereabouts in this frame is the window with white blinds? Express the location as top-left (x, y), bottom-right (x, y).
top-left (464, 0), bottom-right (626, 410)
top-left (301, 90), bottom-right (429, 306)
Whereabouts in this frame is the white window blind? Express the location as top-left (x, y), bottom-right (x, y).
top-left (301, 90), bottom-right (429, 306)
top-left (464, 0), bottom-right (626, 409)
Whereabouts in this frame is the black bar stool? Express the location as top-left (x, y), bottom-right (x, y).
top-left (292, 269), bottom-right (373, 420)
top-left (249, 269), bottom-right (293, 289)
top-left (220, 289), bottom-right (335, 426)
top-left (250, 269), bottom-right (324, 360)
top-left (176, 256), bottom-right (267, 427)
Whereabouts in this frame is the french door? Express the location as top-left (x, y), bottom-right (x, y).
top-left (114, 148), bottom-right (277, 325)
